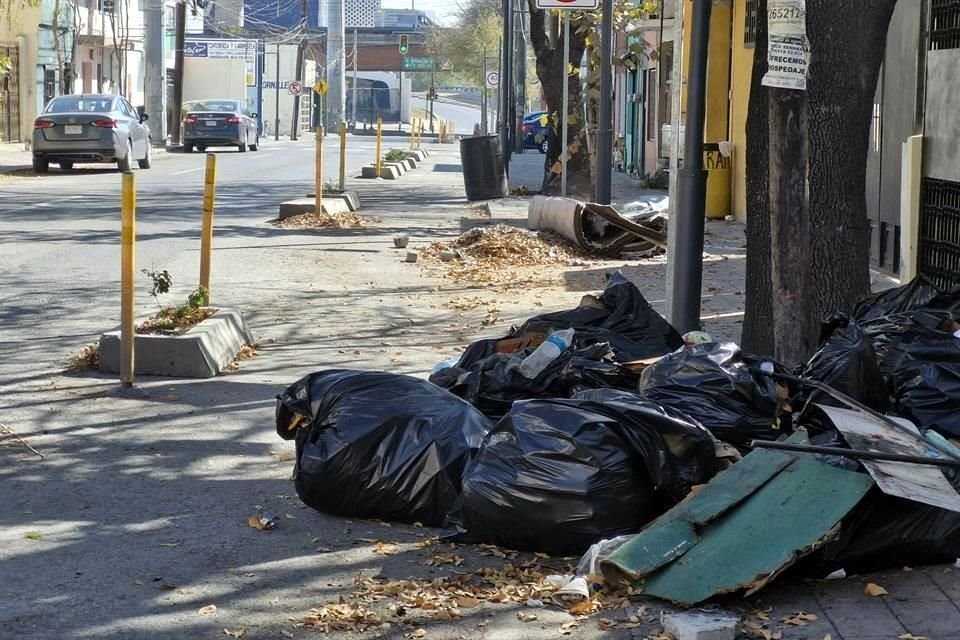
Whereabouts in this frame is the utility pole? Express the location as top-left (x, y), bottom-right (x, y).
top-left (595, 0), bottom-right (614, 204)
top-left (291, 0), bottom-right (308, 141)
top-left (669, 0), bottom-right (712, 333)
top-left (326, 0), bottom-right (345, 130)
top-left (144, 0), bottom-right (166, 143)
top-left (171, 1), bottom-right (186, 146)
top-left (500, 0), bottom-right (513, 173)
top-left (513, 2), bottom-right (526, 153)
top-left (664, 0), bottom-right (685, 320)
top-left (274, 42), bottom-right (280, 140)
top-left (481, 46), bottom-right (488, 134)
top-left (429, 71), bottom-right (435, 133)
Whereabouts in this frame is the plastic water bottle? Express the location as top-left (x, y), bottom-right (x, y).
top-left (518, 328), bottom-right (575, 379)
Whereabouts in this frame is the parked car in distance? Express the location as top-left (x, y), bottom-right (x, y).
top-left (522, 111), bottom-right (550, 154)
top-left (32, 94), bottom-right (152, 173)
top-left (182, 99), bottom-right (259, 153)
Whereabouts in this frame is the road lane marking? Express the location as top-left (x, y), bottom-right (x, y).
top-left (171, 167), bottom-right (204, 175)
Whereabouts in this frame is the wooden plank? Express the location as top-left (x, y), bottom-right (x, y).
top-left (640, 453), bottom-right (874, 605)
top-left (820, 404), bottom-right (960, 513)
top-left (600, 441), bottom-right (799, 584)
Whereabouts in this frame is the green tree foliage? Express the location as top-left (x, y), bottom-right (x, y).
top-left (429, 0), bottom-right (503, 87)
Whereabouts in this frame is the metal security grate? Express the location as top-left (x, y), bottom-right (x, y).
top-left (745, 0), bottom-right (759, 48)
top-left (931, 0), bottom-right (960, 50)
top-left (919, 178), bottom-right (960, 289)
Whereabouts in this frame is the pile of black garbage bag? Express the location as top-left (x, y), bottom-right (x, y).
top-left (275, 272), bottom-right (960, 566)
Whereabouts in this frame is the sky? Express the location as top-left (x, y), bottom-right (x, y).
top-left (380, 0), bottom-right (458, 26)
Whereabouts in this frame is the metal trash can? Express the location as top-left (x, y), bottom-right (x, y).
top-left (460, 134), bottom-right (508, 201)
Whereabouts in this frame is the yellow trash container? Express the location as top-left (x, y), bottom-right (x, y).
top-left (704, 142), bottom-right (732, 219)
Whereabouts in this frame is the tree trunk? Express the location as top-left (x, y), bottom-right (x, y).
top-left (741, 0), bottom-right (773, 355)
top-left (528, 3), bottom-right (591, 196)
top-left (769, 88), bottom-right (815, 366)
top-left (806, 0), bottom-right (898, 319)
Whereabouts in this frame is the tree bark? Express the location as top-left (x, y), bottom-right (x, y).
top-left (769, 88), bottom-right (815, 366)
top-left (741, 0), bottom-right (774, 355)
top-left (806, 0), bottom-right (898, 319)
top-left (528, 2), bottom-right (591, 196)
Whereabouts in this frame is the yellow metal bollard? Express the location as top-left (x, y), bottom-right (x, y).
top-left (338, 121), bottom-right (347, 193)
top-left (375, 116), bottom-right (383, 178)
top-left (120, 171), bottom-right (136, 388)
top-left (418, 122), bottom-right (424, 148)
top-left (409, 118), bottom-right (416, 150)
top-left (316, 126), bottom-right (324, 214)
top-left (199, 153), bottom-right (217, 300)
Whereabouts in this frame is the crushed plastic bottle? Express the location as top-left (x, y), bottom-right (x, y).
top-left (517, 328), bottom-right (575, 379)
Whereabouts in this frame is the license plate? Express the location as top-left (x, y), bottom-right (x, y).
top-left (64, 125), bottom-right (82, 135)
top-left (205, 120), bottom-right (217, 127)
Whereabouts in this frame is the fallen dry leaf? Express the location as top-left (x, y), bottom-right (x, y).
top-left (568, 599), bottom-right (596, 615)
top-left (280, 631), bottom-right (294, 638)
top-left (782, 612), bottom-right (817, 626)
top-left (374, 541), bottom-right (399, 555)
top-left (223, 629), bottom-right (246, 638)
top-left (456, 596), bottom-right (480, 608)
top-left (247, 515), bottom-right (275, 531)
top-left (898, 634), bottom-right (929, 640)
top-left (823, 635), bottom-right (832, 640)
top-left (864, 582), bottom-right (889, 597)
top-left (405, 629), bottom-right (427, 639)
top-left (24, 532), bottom-right (43, 540)
top-left (198, 604), bottom-right (217, 615)
top-left (516, 611), bottom-right (538, 622)
top-left (559, 619), bottom-right (582, 635)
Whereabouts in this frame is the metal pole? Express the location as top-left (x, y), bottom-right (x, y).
top-left (199, 153), bottom-right (217, 299)
top-left (339, 121), bottom-right (347, 191)
top-left (351, 29), bottom-right (358, 127)
top-left (375, 116), bottom-right (383, 177)
top-left (496, 38), bottom-right (502, 137)
top-left (561, 12), bottom-right (570, 197)
top-left (670, 0), bottom-right (712, 333)
top-left (274, 42), bottom-right (281, 140)
top-left (595, 0), bottom-right (614, 204)
top-left (144, 0), bottom-right (165, 142)
top-left (750, 441), bottom-right (960, 468)
top-left (120, 171), bottom-right (136, 388)
top-left (664, 0), bottom-right (685, 319)
top-left (429, 71), bottom-right (435, 133)
top-left (481, 46), bottom-right (488, 134)
top-left (171, 1), bottom-right (186, 145)
top-left (500, 0), bottom-right (512, 173)
top-left (327, 0), bottom-right (346, 131)
top-left (291, 39), bottom-right (305, 141)
top-left (316, 126), bottom-right (324, 212)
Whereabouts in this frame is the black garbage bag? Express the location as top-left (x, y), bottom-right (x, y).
top-left (276, 370), bottom-right (493, 527)
top-left (446, 389), bottom-right (719, 555)
top-left (799, 314), bottom-right (890, 413)
top-left (637, 342), bottom-right (786, 452)
top-left (513, 271), bottom-right (683, 361)
top-left (891, 324), bottom-right (960, 436)
top-left (853, 276), bottom-right (946, 322)
top-left (429, 342), bottom-right (640, 420)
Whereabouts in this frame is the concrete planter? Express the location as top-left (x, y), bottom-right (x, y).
top-left (361, 165), bottom-right (400, 180)
top-left (278, 197), bottom-right (351, 220)
top-left (99, 308), bottom-right (253, 378)
top-left (303, 190), bottom-right (361, 212)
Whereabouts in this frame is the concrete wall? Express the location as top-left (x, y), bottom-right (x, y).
top-left (260, 45), bottom-right (315, 137)
top-left (923, 49), bottom-right (960, 182)
top-left (1, 3), bottom-right (40, 143)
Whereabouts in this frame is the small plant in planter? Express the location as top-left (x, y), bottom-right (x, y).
top-left (138, 269), bottom-right (215, 335)
top-left (322, 179), bottom-right (343, 195)
top-left (383, 148), bottom-right (408, 164)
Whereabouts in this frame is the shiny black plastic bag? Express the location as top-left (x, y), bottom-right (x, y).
top-left (891, 325), bottom-right (960, 436)
top-left (800, 314), bottom-right (890, 412)
top-left (446, 389), bottom-right (718, 555)
top-left (276, 370), bottom-right (493, 526)
top-left (637, 342), bottom-right (785, 452)
top-left (429, 342), bottom-right (639, 420)
top-left (853, 276), bottom-right (946, 322)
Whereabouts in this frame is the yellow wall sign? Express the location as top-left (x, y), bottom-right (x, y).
top-left (314, 80), bottom-right (329, 96)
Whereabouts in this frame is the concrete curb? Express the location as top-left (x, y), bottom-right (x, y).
top-left (361, 165), bottom-right (401, 180)
top-left (99, 308), bottom-right (253, 378)
top-left (278, 197), bottom-right (352, 220)
top-left (304, 190), bottom-right (361, 211)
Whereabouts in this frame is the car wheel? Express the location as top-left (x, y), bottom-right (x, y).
top-left (184, 143), bottom-right (194, 153)
top-left (118, 140), bottom-right (133, 172)
top-left (33, 158), bottom-right (49, 174)
top-left (250, 134), bottom-right (259, 151)
top-left (59, 161), bottom-right (74, 171)
top-left (238, 134), bottom-right (248, 153)
top-left (197, 146), bottom-right (207, 153)
top-left (138, 138), bottom-right (153, 169)
top-left (540, 140), bottom-right (549, 154)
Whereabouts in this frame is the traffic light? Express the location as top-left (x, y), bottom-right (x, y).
top-left (428, 86), bottom-right (437, 101)
top-left (399, 35), bottom-right (409, 56)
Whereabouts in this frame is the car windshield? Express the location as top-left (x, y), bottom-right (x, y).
top-left (524, 112), bottom-right (547, 123)
top-left (45, 97), bottom-right (113, 114)
top-left (183, 101), bottom-right (240, 113)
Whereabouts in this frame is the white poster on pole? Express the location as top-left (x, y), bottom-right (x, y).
top-left (761, 0), bottom-right (809, 91)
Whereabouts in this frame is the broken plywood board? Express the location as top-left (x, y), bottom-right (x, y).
top-left (820, 404), bottom-right (960, 513)
top-left (600, 432), bottom-right (875, 605)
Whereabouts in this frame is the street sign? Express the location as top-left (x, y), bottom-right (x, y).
top-left (535, 0), bottom-right (599, 8)
top-left (314, 80), bottom-right (329, 95)
top-left (401, 56), bottom-right (436, 71)
top-left (288, 80), bottom-right (303, 96)
top-left (485, 70), bottom-right (500, 88)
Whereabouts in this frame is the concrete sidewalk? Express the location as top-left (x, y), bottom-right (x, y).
top-left (1, 141), bottom-right (956, 640)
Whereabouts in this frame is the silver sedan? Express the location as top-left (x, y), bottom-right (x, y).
top-left (32, 94), bottom-right (153, 173)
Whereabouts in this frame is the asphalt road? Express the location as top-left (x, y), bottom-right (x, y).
top-left (0, 137), bottom-right (380, 386)
top-left (411, 97), bottom-right (484, 135)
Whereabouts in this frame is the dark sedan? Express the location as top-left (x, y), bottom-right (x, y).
top-left (522, 111), bottom-right (550, 154)
top-left (182, 99), bottom-right (259, 153)
top-left (32, 94), bottom-right (152, 173)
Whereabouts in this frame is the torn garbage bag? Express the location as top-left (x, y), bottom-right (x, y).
top-left (637, 342), bottom-right (786, 452)
top-left (430, 341), bottom-right (640, 420)
top-left (275, 370), bottom-right (492, 527)
top-left (446, 389), bottom-right (719, 555)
